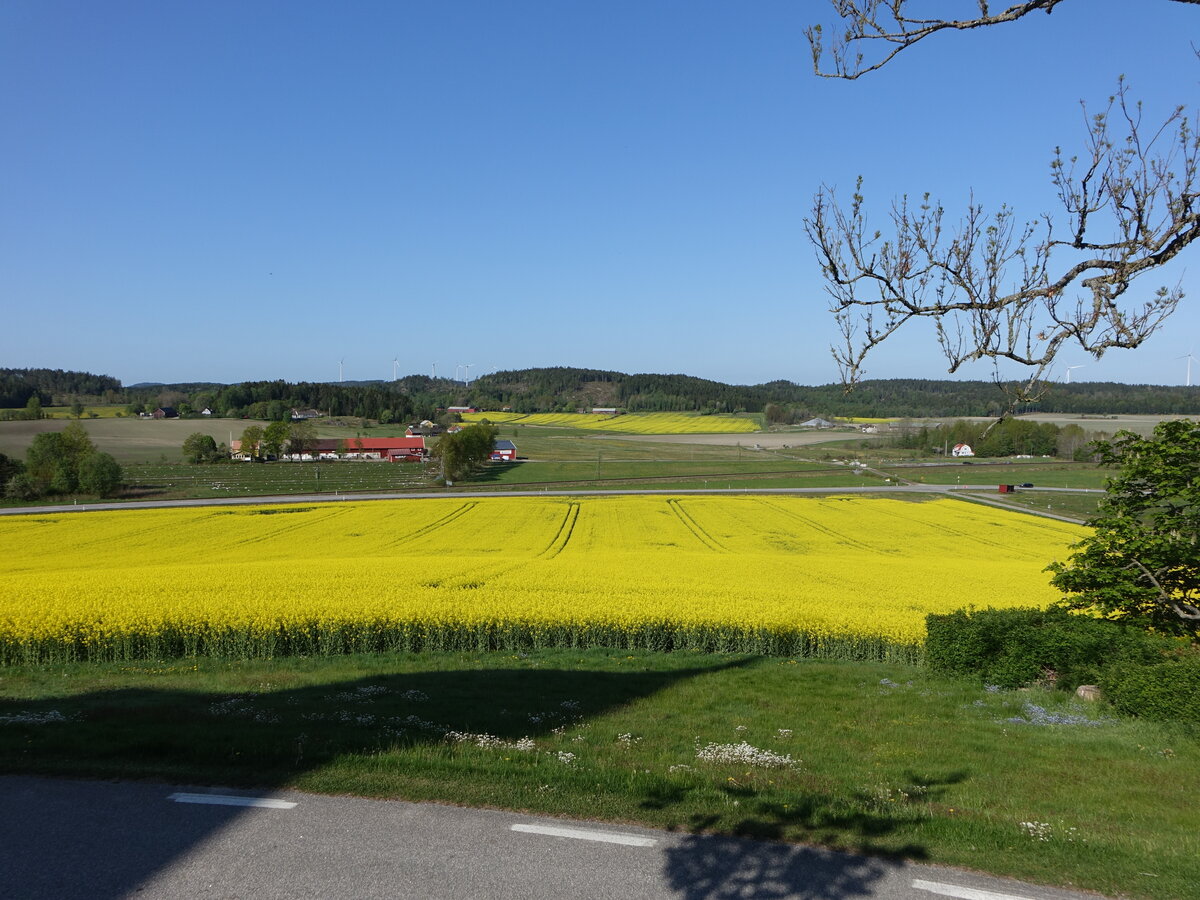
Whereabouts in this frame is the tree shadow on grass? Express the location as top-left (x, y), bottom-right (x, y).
top-left (0, 657), bottom-right (748, 897)
top-left (0, 657), bottom-right (943, 899)
top-left (657, 771), bottom-right (968, 898)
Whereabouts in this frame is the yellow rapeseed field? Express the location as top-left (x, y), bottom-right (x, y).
top-left (461, 412), bottom-right (760, 434)
top-left (0, 496), bottom-right (1084, 664)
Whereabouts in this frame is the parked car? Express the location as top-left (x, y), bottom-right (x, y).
top-left (1020, 482), bottom-right (1034, 488)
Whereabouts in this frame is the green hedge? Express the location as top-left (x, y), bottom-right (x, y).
top-left (925, 606), bottom-right (1179, 689)
top-left (1102, 652), bottom-right (1200, 724)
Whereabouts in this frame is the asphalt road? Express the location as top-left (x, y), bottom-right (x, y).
top-left (0, 776), bottom-right (1110, 900)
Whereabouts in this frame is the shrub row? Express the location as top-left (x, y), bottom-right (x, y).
top-left (926, 606), bottom-right (1200, 723)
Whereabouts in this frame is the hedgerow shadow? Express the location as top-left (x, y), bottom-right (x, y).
top-left (0, 655), bottom-right (938, 899)
top-left (0, 656), bottom-right (771, 898)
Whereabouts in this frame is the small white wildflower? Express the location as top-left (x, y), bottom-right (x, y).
top-left (1020, 821), bottom-right (1053, 841)
top-left (695, 741), bottom-right (796, 769)
top-left (556, 751), bottom-right (576, 765)
top-left (776, 728), bottom-right (793, 738)
top-left (734, 725), bottom-right (748, 733)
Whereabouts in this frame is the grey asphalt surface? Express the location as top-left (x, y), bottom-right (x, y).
top-left (0, 776), bottom-right (1111, 900)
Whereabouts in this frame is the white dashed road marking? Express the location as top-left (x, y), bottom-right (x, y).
top-left (511, 823), bottom-right (657, 847)
top-left (168, 792), bottom-right (297, 809)
top-left (912, 879), bottom-right (1038, 900)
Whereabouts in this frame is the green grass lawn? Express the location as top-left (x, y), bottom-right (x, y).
top-left (0, 649), bottom-right (1193, 900)
top-left (879, 461), bottom-right (1107, 489)
top-left (117, 460), bottom-right (432, 500)
top-left (967, 490), bottom-right (1104, 521)
top-left (458, 458), bottom-right (837, 486)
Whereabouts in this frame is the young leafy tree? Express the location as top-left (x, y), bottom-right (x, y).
top-left (288, 419), bottom-right (317, 457)
top-left (77, 451), bottom-right (123, 498)
top-left (25, 422), bottom-right (95, 495)
top-left (181, 432), bottom-right (220, 464)
top-left (431, 423), bottom-right (498, 483)
top-left (1048, 419), bottom-right (1200, 635)
top-left (262, 420), bottom-right (291, 459)
top-left (239, 425), bottom-right (265, 460)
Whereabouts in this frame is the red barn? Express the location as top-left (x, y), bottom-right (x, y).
top-left (340, 437), bottom-right (427, 461)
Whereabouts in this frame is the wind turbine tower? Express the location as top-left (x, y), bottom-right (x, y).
top-left (339, 358), bottom-right (344, 383)
top-left (393, 358), bottom-right (400, 381)
top-left (1179, 349), bottom-right (1197, 387)
top-left (1065, 365), bottom-right (1084, 384)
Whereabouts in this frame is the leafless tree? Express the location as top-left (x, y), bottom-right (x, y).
top-left (805, 1), bottom-right (1200, 82)
top-left (803, 2), bottom-right (1200, 406)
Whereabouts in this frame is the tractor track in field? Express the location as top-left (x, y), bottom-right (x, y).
top-left (666, 498), bottom-right (726, 553)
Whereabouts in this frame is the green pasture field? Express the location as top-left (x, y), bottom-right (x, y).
top-left (0, 649), bottom-right (1193, 900)
top-left (458, 458), bottom-right (834, 486)
top-left (457, 469), bottom-right (888, 493)
top-left (120, 460), bottom-right (431, 500)
top-left (0, 405), bottom-right (128, 419)
top-left (878, 461), bottom-right (1107, 490)
top-left (969, 490), bottom-right (1105, 521)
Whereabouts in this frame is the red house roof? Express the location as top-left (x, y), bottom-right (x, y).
top-left (343, 438), bottom-right (426, 452)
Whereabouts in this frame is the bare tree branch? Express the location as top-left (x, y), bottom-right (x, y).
top-left (805, 1), bottom-right (1200, 80)
top-left (804, 78), bottom-right (1199, 404)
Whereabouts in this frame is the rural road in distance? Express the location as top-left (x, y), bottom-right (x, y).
top-left (0, 776), bottom-right (1110, 900)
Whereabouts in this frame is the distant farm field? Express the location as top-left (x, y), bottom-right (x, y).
top-left (462, 411), bottom-right (761, 433)
top-left (0, 416), bottom-right (269, 464)
top-left (0, 495), bottom-right (1083, 665)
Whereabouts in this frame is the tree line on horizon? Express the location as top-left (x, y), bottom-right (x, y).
top-left (2, 366), bottom-right (1199, 421)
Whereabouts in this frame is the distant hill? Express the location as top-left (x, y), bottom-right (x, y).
top-left (6, 366), bottom-right (1199, 419)
top-left (0, 368), bottom-right (122, 407)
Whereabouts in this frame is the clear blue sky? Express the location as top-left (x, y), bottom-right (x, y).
top-left (2, 0), bottom-right (1197, 387)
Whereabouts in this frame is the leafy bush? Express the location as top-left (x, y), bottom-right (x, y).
top-left (925, 606), bottom-right (1176, 689)
top-left (1102, 651), bottom-right (1200, 724)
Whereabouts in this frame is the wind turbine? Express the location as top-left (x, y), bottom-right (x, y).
top-left (392, 358), bottom-right (400, 381)
top-left (1178, 348), bottom-right (1197, 387)
top-left (339, 358), bottom-right (344, 383)
top-left (464, 363), bottom-right (474, 386)
top-left (1065, 365), bottom-right (1085, 384)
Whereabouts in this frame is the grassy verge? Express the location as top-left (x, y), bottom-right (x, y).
top-left (1, 649), bottom-right (1193, 899)
top-left (121, 460), bottom-right (431, 500)
top-left (962, 490), bottom-right (1103, 520)
top-left (876, 461), bottom-right (1105, 489)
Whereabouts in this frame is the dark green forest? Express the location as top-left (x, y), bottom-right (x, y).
top-left (3, 366), bottom-right (1198, 421)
